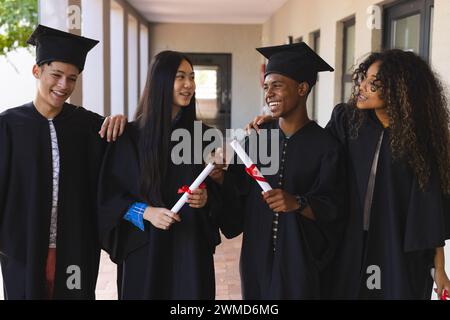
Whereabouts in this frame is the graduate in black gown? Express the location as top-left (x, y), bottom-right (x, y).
top-left (210, 43), bottom-right (346, 299)
top-left (325, 50), bottom-right (450, 299)
top-left (248, 49), bottom-right (450, 299)
top-left (97, 51), bottom-right (223, 300)
top-left (0, 25), bottom-right (126, 300)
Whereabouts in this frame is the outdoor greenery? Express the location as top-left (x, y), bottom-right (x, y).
top-left (0, 0), bottom-right (38, 56)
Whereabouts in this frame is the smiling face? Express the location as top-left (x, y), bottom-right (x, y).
top-left (263, 73), bottom-right (307, 118)
top-left (356, 60), bottom-right (385, 110)
top-left (173, 59), bottom-right (196, 110)
top-left (33, 61), bottom-right (79, 111)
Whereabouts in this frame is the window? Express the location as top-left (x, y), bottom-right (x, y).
top-left (342, 18), bottom-right (355, 102)
top-left (384, 0), bottom-right (434, 61)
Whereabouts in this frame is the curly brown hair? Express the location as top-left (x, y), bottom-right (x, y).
top-left (346, 49), bottom-right (450, 194)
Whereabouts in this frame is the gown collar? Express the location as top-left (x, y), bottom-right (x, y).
top-left (368, 109), bottom-right (389, 131)
top-left (274, 119), bottom-right (316, 141)
top-left (28, 102), bottom-right (73, 122)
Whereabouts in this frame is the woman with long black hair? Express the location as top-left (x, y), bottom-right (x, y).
top-left (97, 51), bottom-right (223, 299)
top-left (247, 49), bottom-right (450, 299)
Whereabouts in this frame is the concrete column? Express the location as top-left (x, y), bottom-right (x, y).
top-left (81, 0), bottom-right (107, 116)
top-left (123, 11), bottom-right (129, 118)
top-left (140, 24), bottom-right (149, 95)
top-left (68, 0), bottom-right (82, 107)
top-left (110, 1), bottom-right (125, 116)
top-left (103, 0), bottom-right (111, 116)
top-left (127, 14), bottom-right (139, 119)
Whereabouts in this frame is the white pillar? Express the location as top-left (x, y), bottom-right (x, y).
top-left (110, 1), bottom-right (125, 116)
top-left (140, 24), bottom-right (149, 96)
top-left (128, 15), bottom-right (138, 119)
top-left (81, 0), bottom-right (105, 116)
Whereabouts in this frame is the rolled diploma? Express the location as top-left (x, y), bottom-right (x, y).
top-left (170, 163), bottom-right (215, 213)
top-left (229, 140), bottom-right (272, 192)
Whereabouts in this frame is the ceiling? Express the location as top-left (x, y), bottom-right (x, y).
top-left (126, 0), bottom-right (289, 24)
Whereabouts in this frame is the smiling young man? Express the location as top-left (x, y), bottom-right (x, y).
top-left (212, 43), bottom-right (346, 299)
top-left (0, 25), bottom-right (125, 299)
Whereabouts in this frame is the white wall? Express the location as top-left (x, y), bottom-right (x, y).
top-left (431, 0), bottom-right (450, 93)
top-left (149, 23), bottom-right (263, 130)
top-left (0, 49), bottom-right (36, 113)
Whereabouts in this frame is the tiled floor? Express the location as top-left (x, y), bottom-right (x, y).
top-left (95, 233), bottom-right (243, 300)
top-left (95, 251), bottom-right (119, 300)
top-left (213, 234), bottom-right (243, 300)
top-left (0, 234), bottom-right (242, 301)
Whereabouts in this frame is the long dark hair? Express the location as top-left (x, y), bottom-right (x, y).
top-left (134, 50), bottom-right (197, 206)
top-left (346, 49), bottom-right (450, 194)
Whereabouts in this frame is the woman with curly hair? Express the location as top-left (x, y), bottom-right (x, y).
top-left (325, 49), bottom-right (450, 299)
top-left (247, 49), bottom-right (450, 299)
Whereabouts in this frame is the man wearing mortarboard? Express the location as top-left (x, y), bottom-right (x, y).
top-left (0, 25), bottom-right (126, 299)
top-left (211, 42), bottom-right (346, 299)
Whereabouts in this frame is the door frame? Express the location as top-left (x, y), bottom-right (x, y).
top-left (185, 53), bottom-right (232, 131)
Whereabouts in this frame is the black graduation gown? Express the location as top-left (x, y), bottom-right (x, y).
top-left (219, 120), bottom-right (346, 299)
top-left (97, 121), bottom-right (222, 300)
top-left (0, 102), bottom-right (106, 299)
top-left (326, 104), bottom-right (450, 299)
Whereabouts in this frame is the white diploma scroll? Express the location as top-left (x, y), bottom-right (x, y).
top-left (229, 140), bottom-right (272, 192)
top-left (170, 163), bottom-right (215, 213)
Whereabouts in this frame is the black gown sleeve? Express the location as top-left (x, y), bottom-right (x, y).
top-left (0, 116), bottom-right (10, 227)
top-left (444, 194), bottom-right (450, 239)
top-left (202, 177), bottom-right (224, 250)
top-left (297, 145), bottom-right (347, 270)
top-left (404, 171), bottom-right (449, 252)
top-left (325, 103), bottom-right (349, 144)
top-left (97, 127), bottom-right (148, 263)
top-left (84, 109), bottom-right (105, 133)
top-left (213, 154), bottom-right (251, 239)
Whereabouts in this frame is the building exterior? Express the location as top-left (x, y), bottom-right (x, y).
top-left (0, 0), bottom-right (448, 300)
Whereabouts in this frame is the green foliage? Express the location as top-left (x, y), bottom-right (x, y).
top-left (0, 0), bottom-right (38, 56)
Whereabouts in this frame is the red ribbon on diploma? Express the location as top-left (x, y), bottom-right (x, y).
top-left (177, 182), bottom-right (206, 195)
top-left (442, 290), bottom-right (448, 300)
top-left (245, 164), bottom-right (267, 182)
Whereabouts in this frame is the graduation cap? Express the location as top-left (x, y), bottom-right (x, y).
top-left (256, 42), bottom-right (334, 89)
top-left (27, 24), bottom-right (99, 72)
